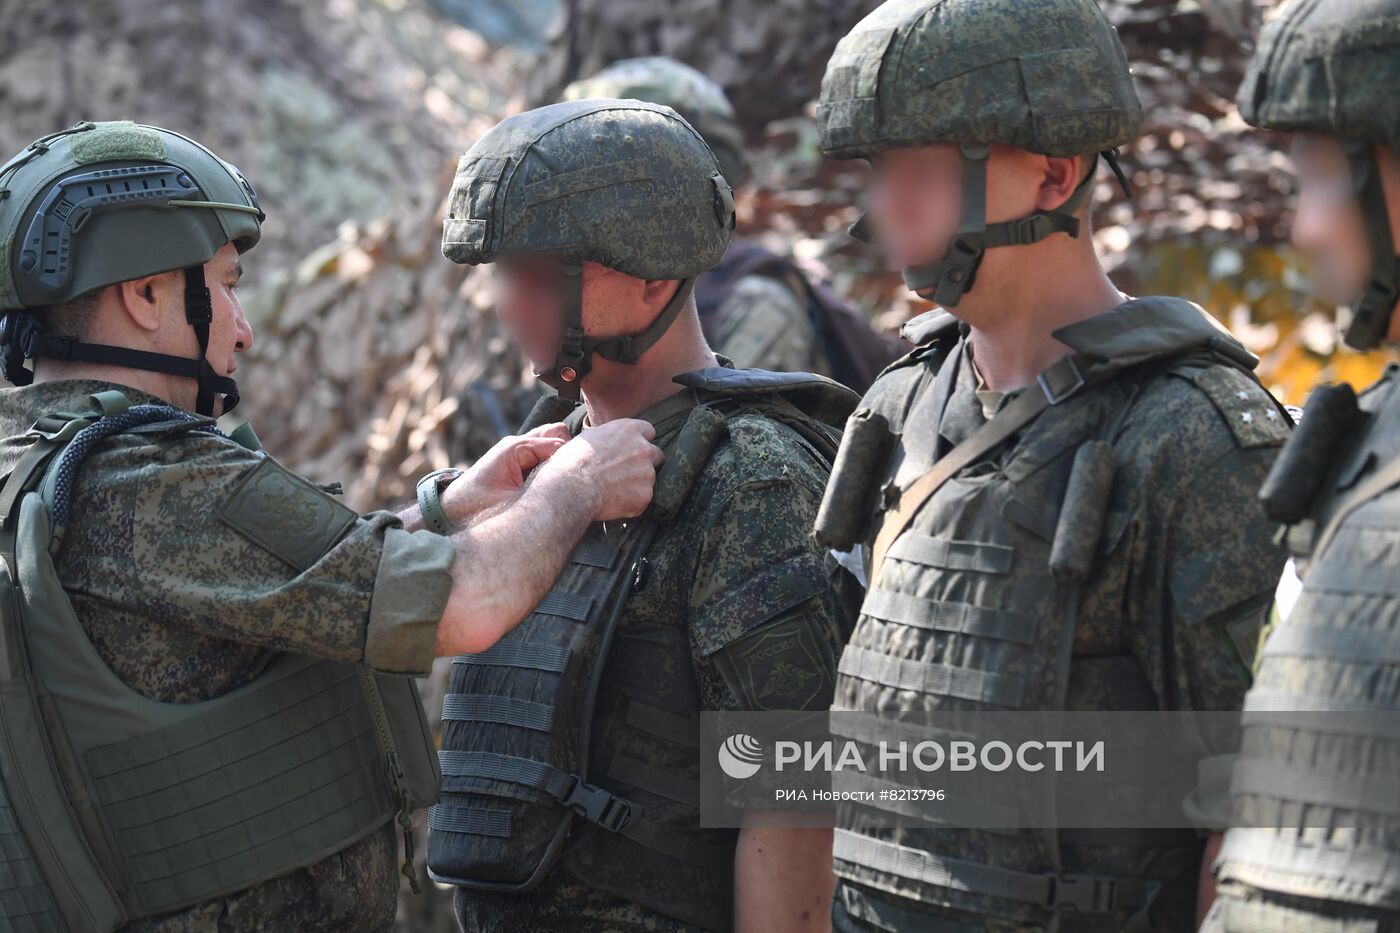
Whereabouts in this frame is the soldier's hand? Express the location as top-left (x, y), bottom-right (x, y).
top-left (544, 418), bottom-right (662, 520)
top-left (443, 423), bottom-right (572, 523)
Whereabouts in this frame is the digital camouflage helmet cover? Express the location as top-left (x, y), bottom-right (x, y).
top-left (816, 0), bottom-right (1142, 307)
top-left (561, 57), bottom-right (747, 186)
top-left (0, 121), bottom-right (263, 415)
top-left (441, 99), bottom-right (736, 401)
top-left (1239, 0), bottom-right (1400, 350)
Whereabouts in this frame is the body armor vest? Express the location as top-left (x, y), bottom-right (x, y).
top-left (815, 299), bottom-right (1281, 928)
top-left (0, 394), bottom-right (439, 932)
top-left (1217, 369), bottom-right (1400, 912)
top-left (428, 368), bottom-right (853, 932)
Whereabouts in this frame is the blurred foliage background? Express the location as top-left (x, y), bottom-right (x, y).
top-left (3, 0), bottom-right (1392, 513)
top-left (4, 1), bottom-right (1394, 927)
top-left (3, 0), bottom-right (1393, 515)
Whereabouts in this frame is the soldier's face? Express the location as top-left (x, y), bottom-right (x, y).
top-left (866, 144), bottom-right (1053, 286)
top-left (495, 258), bottom-right (654, 371)
top-left (868, 145), bottom-right (964, 270)
top-left (149, 243), bottom-right (252, 416)
top-left (1289, 134), bottom-right (1373, 307)
top-left (495, 257), bottom-right (565, 368)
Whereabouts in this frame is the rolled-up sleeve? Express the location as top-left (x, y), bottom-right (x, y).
top-left (365, 525), bottom-right (455, 674)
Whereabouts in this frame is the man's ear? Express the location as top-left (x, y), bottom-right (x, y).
top-left (642, 277), bottom-right (682, 313)
top-left (1038, 153), bottom-right (1088, 214)
top-left (116, 272), bottom-right (173, 333)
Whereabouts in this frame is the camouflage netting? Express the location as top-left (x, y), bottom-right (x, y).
top-left (4, 0), bottom-right (1394, 504)
top-left (0, 0), bottom-right (513, 275)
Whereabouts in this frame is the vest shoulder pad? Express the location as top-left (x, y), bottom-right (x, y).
top-left (900, 308), bottom-right (959, 346)
top-left (673, 367), bottom-right (858, 427)
top-left (1056, 296), bottom-right (1259, 374)
top-left (873, 310), bottom-right (960, 383)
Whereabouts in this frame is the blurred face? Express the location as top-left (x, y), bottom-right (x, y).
top-left (494, 256), bottom-right (565, 368)
top-left (866, 144), bottom-right (1066, 298)
top-left (1289, 133), bottom-right (1372, 306)
top-left (494, 257), bottom-right (658, 373)
top-left (868, 145), bottom-right (965, 270)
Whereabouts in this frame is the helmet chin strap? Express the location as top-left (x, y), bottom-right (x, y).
top-left (15, 265), bottom-right (239, 416)
top-left (537, 261), bottom-right (698, 402)
top-left (1339, 138), bottom-right (1400, 352)
top-left (848, 145), bottom-right (1126, 308)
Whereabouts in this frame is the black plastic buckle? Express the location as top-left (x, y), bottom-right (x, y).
top-left (1014, 214), bottom-right (1054, 244)
top-left (941, 236), bottom-right (981, 288)
top-left (35, 333), bottom-right (77, 362)
top-left (562, 778), bottom-right (632, 832)
top-left (1038, 356), bottom-right (1086, 405)
top-left (1047, 874), bottom-right (1115, 913)
top-left (613, 335), bottom-right (639, 365)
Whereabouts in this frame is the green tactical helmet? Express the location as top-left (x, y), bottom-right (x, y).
top-left (0, 121), bottom-right (264, 415)
top-left (1239, 0), bottom-right (1400, 351)
top-left (561, 57), bottom-right (747, 186)
top-left (817, 0), bottom-right (1143, 307)
top-left (442, 99), bottom-right (736, 399)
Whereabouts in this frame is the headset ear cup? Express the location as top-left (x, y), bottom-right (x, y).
top-left (0, 313), bottom-right (35, 386)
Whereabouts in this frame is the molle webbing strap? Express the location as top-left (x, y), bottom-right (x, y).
top-left (441, 694), bottom-right (556, 733)
top-left (438, 750), bottom-right (633, 833)
top-left (0, 775), bottom-right (64, 927)
top-left (429, 804), bottom-right (512, 839)
top-left (452, 643), bottom-right (570, 673)
top-left (82, 660), bottom-right (389, 914)
top-left (833, 829), bottom-right (1159, 915)
top-left (1217, 830), bottom-right (1400, 895)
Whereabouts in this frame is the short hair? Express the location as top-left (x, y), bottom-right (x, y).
top-left (35, 290), bottom-right (101, 340)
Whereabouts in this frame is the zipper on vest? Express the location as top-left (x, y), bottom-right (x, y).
top-left (358, 668), bottom-right (421, 893)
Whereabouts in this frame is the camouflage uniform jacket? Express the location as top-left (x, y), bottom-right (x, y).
top-left (828, 300), bottom-right (1292, 932)
top-left (0, 379), bottom-right (456, 933)
top-left (455, 372), bottom-right (855, 932)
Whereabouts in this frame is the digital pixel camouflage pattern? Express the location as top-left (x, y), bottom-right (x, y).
top-left (454, 374), bottom-right (856, 932)
top-left (1237, 0), bottom-right (1400, 151)
top-left (442, 98), bottom-right (732, 280)
top-left (815, 0), bottom-right (1142, 161)
top-left (1237, 0), bottom-right (1400, 352)
top-left (1204, 3), bottom-right (1400, 929)
top-left (560, 56), bottom-right (747, 186)
top-left (823, 300), bottom-right (1292, 932)
top-left (702, 266), bottom-right (820, 373)
top-left (694, 243), bottom-right (907, 393)
top-left (0, 378), bottom-right (455, 933)
top-left (1205, 367), bottom-right (1400, 932)
top-left (559, 59), bottom-right (862, 382)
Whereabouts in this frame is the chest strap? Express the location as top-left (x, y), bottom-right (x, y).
top-left (870, 353), bottom-right (1092, 583)
top-left (833, 829), bottom-right (1159, 917)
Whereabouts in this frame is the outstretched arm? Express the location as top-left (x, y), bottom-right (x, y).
top-left (431, 417), bottom-right (663, 655)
